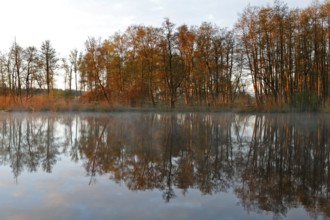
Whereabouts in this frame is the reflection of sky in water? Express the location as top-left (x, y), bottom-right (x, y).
top-left (0, 163), bottom-right (313, 220)
top-left (0, 113), bottom-right (327, 220)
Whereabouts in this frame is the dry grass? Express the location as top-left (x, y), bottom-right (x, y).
top-left (0, 95), bottom-right (115, 112)
top-left (0, 94), bottom-right (329, 113)
top-left (0, 95), bottom-right (85, 112)
top-left (0, 96), bottom-right (16, 110)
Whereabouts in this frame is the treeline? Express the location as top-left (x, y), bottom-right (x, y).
top-left (77, 19), bottom-right (238, 108)
top-left (237, 0), bottom-right (330, 110)
top-left (0, 40), bottom-right (58, 102)
top-left (0, 1), bottom-right (329, 110)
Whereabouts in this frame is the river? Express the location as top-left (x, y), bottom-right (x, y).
top-left (0, 112), bottom-right (328, 220)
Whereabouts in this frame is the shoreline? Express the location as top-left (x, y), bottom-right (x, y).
top-left (1, 105), bottom-right (329, 114)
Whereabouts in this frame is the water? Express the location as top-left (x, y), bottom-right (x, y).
top-left (0, 112), bottom-right (329, 220)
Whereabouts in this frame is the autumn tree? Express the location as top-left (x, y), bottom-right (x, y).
top-left (126, 25), bottom-right (162, 106)
top-left (195, 23), bottom-right (236, 107)
top-left (106, 33), bottom-right (128, 102)
top-left (236, 1), bottom-right (330, 109)
top-left (236, 5), bottom-right (263, 106)
top-left (82, 37), bottom-right (110, 103)
top-left (196, 22), bottom-right (215, 106)
top-left (176, 24), bottom-right (196, 105)
top-left (161, 18), bottom-right (184, 108)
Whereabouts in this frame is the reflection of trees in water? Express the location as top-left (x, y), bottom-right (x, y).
top-left (0, 113), bottom-right (329, 218)
top-left (76, 113), bottom-right (238, 201)
top-left (236, 114), bottom-right (330, 219)
top-left (0, 115), bottom-right (60, 180)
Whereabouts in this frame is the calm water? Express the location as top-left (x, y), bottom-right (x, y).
top-left (0, 112), bottom-right (329, 220)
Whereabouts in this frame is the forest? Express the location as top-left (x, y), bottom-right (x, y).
top-left (0, 0), bottom-right (329, 111)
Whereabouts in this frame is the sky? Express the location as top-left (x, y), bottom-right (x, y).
top-left (0, 0), bottom-right (314, 88)
top-left (0, 0), bottom-right (314, 56)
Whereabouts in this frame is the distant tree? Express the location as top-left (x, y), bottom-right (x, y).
top-left (78, 51), bottom-right (88, 92)
top-left (0, 53), bottom-right (7, 95)
top-left (61, 58), bottom-right (71, 93)
top-left (69, 49), bottom-right (79, 95)
top-left (10, 40), bottom-right (24, 102)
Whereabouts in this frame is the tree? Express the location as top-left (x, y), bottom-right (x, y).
top-left (236, 5), bottom-right (264, 106)
top-left (69, 49), bottom-right (79, 95)
top-left (107, 33), bottom-right (128, 102)
top-left (61, 58), bottom-right (71, 93)
top-left (23, 46), bottom-right (40, 100)
top-left (40, 40), bottom-right (58, 95)
top-left (0, 53), bottom-right (8, 95)
top-left (82, 37), bottom-right (110, 103)
top-left (126, 25), bottom-right (162, 106)
top-left (176, 24), bottom-right (196, 105)
top-left (161, 18), bottom-right (183, 108)
top-left (235, 1), bottom-right (330, 109)
top-left (10, 40), bottom-right (24, 102)
top-left (196, 22), bottom-right (215, 106)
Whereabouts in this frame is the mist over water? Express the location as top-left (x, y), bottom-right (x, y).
top-left (0, 112), bottom-right (328, 220)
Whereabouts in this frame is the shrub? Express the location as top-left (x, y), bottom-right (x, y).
top-left (292, 90), bottom-right (320, 111)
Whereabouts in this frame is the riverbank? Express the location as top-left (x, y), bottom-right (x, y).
top-left (0, 94), bottom-right (329, 113)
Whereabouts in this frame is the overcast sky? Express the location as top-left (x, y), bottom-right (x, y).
top-left (0, 0), bottom-right (314, 57)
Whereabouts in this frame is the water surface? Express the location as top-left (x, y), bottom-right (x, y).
top-left (0, 113), bottom-right (329, 220)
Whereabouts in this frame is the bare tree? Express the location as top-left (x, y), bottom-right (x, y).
top-left (23, 46), bottom-right (39, 100)
top-left (69, 49), bottom-right (79, 96)
top-left (40, 40), bottom-right (58, 95)
top-left (10, 40), bottom-right (24, 102)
